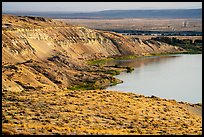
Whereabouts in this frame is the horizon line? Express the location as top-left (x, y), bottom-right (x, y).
top-left (2, 8), bottom-right (202, 14)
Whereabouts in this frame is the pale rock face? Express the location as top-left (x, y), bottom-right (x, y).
top-left (2, 15), bottom-right (185, 92)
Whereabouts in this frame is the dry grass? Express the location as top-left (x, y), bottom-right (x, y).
top-left (2, 89), bottom-right (202, 135)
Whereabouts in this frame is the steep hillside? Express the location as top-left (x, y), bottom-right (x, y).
top-left (2, 14), bottom-right (184, 92)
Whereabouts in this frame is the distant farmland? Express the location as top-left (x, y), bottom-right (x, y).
top-left (58, 18), bottom-right (202, 33)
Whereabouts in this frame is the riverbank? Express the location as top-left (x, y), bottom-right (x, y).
top-left (2, 89), bottom-right (202, 135)
top-left (69, 52), bottom-right (200, 90)
top-left (88, 51), bottom-right (201, 66)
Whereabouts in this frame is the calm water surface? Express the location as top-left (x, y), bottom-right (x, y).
top-left (106, 54), bottom-right (202, 104)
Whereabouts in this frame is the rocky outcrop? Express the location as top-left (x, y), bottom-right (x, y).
top-left (2, 15), bottom-right (185, 92)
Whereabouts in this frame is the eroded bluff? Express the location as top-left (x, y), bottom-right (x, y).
top-left (2, 15), bottom-right (185, 92)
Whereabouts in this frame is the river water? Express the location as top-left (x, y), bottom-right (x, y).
top-left (106, 54), bottom-right (202, 104)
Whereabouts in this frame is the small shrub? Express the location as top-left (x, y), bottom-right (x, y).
top-left (68, 83), bottom-right (94, 90)
top-left (126, 67), bottom-right (134, 73)
top-left (103, 70), bottom-right (120, 75)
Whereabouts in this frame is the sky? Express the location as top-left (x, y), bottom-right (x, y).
top-left (2, 2), bottom-right (202, 13)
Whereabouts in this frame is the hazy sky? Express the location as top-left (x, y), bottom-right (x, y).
top-left (2, 2), bottom-right (202, 13)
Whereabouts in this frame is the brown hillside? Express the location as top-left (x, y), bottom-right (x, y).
top-left (2, 14), bottom-right (185, 92)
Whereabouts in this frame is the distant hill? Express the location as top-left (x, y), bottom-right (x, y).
top-left (3, 9), bottom-right (202, 19)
